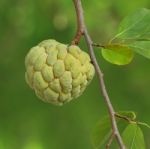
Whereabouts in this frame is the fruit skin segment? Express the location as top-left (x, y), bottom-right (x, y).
top-left (25, 39), bottom-right (95, 106)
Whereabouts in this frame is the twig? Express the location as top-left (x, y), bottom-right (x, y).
top-left (92, 43), bottom-right (105, 48)
top-left (72, 0), bottom-right (126, 149)
top-left (106, 132), bottom-right (114, 149)
top-left (115, 113), bottom-right (133, 123)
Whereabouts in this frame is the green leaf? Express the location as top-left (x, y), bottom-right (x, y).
top-left (114, 8), bottom-right (150, 40)
top-left (101, 44), bottom-right (134, 65)
top-left (122, 124), bottom-right (146, 149)
top-left (92, 116), bottom-right (111, 149)
top-left (128, 41), bottom-right (150, 59)
top-left (116, 111), bottom-right (136, 121)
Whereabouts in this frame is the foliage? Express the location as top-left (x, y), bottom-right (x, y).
top-left (92, 8), bottom-right (150, 149)
top-left (92, 116), bottom-right (111, 148)
top-left (122, 124), bottom-right (145, 149)
top-left (92, 111), bottom-right (150, 148)
top-left (101, 8), bottom-right (150, 65)
top-left (101, 44), bottom-right (134, 65)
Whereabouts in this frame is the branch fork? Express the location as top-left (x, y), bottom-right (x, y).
top-left (72, 0), bottom-right (126, 148)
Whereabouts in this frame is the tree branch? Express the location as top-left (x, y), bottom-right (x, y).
top-left (72, 0), bottom-right (126, 148)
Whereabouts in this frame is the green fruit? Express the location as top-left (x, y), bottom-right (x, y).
top-left (25, 39), bottom-right (95, 106)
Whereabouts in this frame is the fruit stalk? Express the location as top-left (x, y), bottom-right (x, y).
top-left (72, 0), bottom-right (126, 148)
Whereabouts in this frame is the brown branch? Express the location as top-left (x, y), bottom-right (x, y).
top-left (72, 0), bottom-right (84, 45)
top-left (72, 0), bottom-right (126, 149)
top-left (71, 31), bottom-right (83, 45)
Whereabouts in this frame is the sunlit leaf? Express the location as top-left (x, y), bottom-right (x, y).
top-left (92, 116), bottom-right (111, 149)
top-left (128, 41), bottom-right (150, 59)
top-left (122, 124), bottom-right (146, 149)
top-left (101, 44), bottom-right (134, 65)
top-left (116, 111), bottom-right (136, 121)
top-left (114, 8), bottom-right (150, 40)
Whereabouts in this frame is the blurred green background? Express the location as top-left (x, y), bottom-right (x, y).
top-left (0, 0), bottom-right (150, 148)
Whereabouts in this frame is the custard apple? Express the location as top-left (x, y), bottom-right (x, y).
top-left (25, 39), bottom-right (95, 106)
